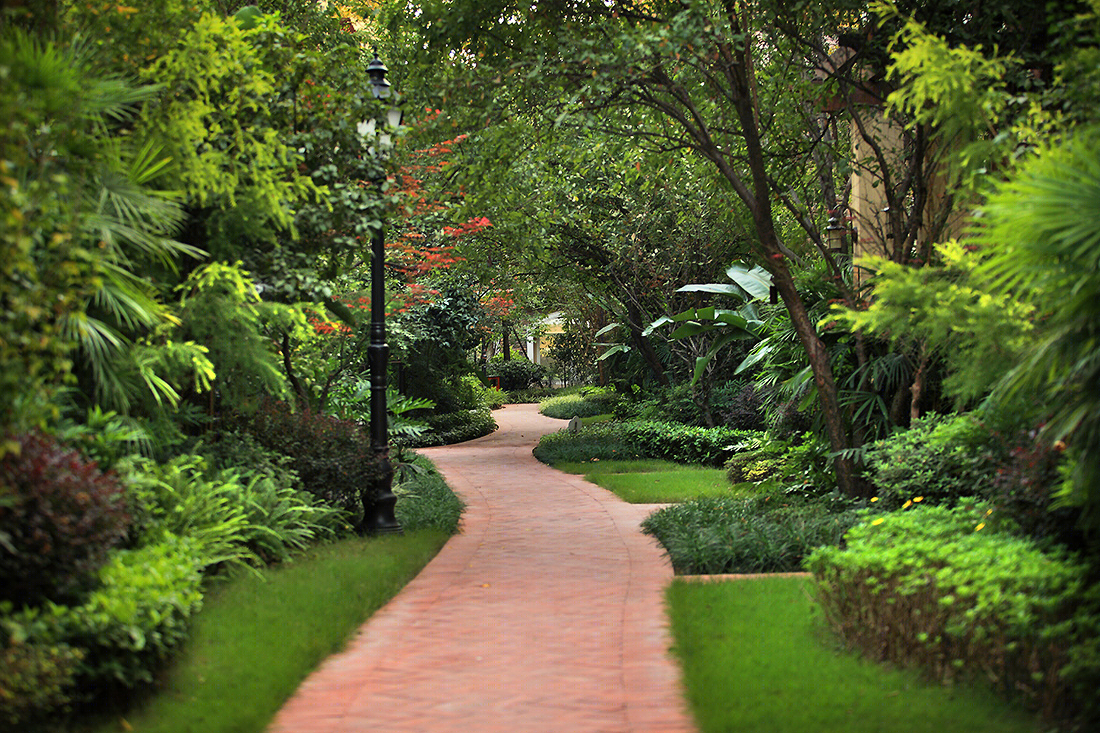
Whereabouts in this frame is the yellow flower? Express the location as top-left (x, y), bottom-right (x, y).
top-left (986, 508), bottom-right (994, 515)
top-left (902, 500), bottom-right (912, 509)
top-left (871, 518), bottom-right (885, 526)
top-left (975, 523), bottom-right (986, 532)
top-left (913, 496), bottom-right (924, 503)
top-left (870, 497), bottom-right (879, 503)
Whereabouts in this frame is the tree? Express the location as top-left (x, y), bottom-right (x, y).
top-left (385, 0), bottom-right (868, 492)
top-left (382, 0), bottom-right (1087, 495)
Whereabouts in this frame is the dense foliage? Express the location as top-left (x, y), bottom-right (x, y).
top-left (236, 401), bottom-right (383, 521)
top-left (642, 494), bottom-right (862, 575)
top-left (0, 433), bottom-right (130, 606)
top-left (535, 420), bottom-right (761, 467)
top-left (538, 388), bottom-right (623, 420)
top-left (807, 503), bottom-right (1100, 725)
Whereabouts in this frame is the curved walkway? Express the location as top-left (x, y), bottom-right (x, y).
top-left (268, 403), bottom-right (695, 733)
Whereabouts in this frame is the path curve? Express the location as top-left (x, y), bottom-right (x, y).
top-left (268, 403), bottom-right (695, 733)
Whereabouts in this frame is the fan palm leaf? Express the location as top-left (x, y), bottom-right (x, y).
top-left (975, 127), bottom-right (1100, 530)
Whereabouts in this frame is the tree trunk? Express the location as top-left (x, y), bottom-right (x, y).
top-left (910, 345), bottom-right (929, 423)
top-left (626, 301), bottom-right (670, 387)
top-left (769, 257), bottom-right (862, 496)
top-left (502, 319), bottom-right (511, 361)
top-left (714, 4), bottom-right (861, 496)
top-left (281, 332), bottom-right (310, 405)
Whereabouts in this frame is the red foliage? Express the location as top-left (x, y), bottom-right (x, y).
top-left (0, 432), bottom-right (130, 605)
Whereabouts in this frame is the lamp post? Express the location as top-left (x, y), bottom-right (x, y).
top-left (360, 50), bottom-right (402, 535)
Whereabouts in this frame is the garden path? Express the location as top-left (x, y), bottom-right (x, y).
top-left (267, 402), bottom-right (694, 733)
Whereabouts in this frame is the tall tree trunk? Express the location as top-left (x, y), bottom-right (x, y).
top-left (715, 4), bottom-right (861, 496)
top-left (502, 319), bottom-right (511, 361)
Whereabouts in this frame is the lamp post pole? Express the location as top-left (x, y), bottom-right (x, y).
top-left (361, 50), bottom-right (401, 535)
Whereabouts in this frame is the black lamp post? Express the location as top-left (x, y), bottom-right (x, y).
top-left (360, 50), bottom-right (402, 535)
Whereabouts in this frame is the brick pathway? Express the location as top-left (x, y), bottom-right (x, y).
top-left (268, 403), bottom-right (695, 733)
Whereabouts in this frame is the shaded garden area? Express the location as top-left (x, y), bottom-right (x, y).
top-left (4, 0), bottom-right (1100, 731)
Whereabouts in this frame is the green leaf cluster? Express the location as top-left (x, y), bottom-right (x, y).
top-left (642, 493), bottom-right (862, 574)
top-left (830, 241), bottom-right (1033, 406)
top-left (4, 532), bottom-right (206, 693)
top-left (807, 502), bottom-right (1099, 723)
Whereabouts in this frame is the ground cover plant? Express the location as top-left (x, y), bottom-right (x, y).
top-left (642, 494), bottom-right (862, 574)
top-left (668, 577), bottom-right (1041, 733)
top-left (0, 433), bottom-right (463, 729)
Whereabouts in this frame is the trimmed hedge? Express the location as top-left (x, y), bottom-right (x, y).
top-left (806, 502), bottom-right (1100, 726)
top-left (534, 420), bottom-right (762, 467)
top-left (397, 408), bottom-right (497, 448)
top-left (539, 389), bottom-right (622, 419)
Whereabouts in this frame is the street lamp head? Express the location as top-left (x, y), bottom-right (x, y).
top-left (826, 214), bottom-right (846, 254)
top-left (367, 49), bottom-right (391, 99)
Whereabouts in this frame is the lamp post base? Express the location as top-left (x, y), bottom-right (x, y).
top-left (358, 452), bottom-right (403, 536)
top-left (360, 492), bottom-right (402, 535)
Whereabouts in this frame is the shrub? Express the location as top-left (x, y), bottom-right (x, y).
top-left (724, 434), bottom-right (835, 493)
top-left (56, 407), bottom-right (152, 472)
top-left (0, 637), bottom-right (83, 727)
top-left (725, 438), bottom-right (791, 483)
top-left (508, 385), bottom-right (557, 403)
top-left (5, 533), bottom-right (206, 697)
top-left (986, 433), bottom-right (1081, 548)
top-left (642, 494), bottom-right (861, 574)
top-left (487, 358), bottom-right (546, 391)
top-left (630, 384), bottom-right (707, 426)
top-left (484, 386), bottom-right (508, 410)
top-left (617, 421), bottom-right (760, 466)
top-left (714, 381), bottom-right (769, 431)
top-left (534, 420), bottom-right (762, 467)
top-left (0, 432), bottom-right (130, 606)
top-left (806, 502), bottom-right (1100, 725)
top-left (124, 454), bottom-right (345, 568)
top-left (533, 426), bottom-right (639, 464)
top-left (864, 413), bottom-right (1001, 508)
top-left (623, 382), bottom-right (767, 430)
top-left (539, 388), bottom-right (622, 419)
top-left (239, 401), bottom-right (384, 516)
top-left (398, 408), bottom-right (497, 448)
top-left (192, 429), bottom-right (299, 489)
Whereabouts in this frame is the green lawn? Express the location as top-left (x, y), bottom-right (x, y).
top-left (553, 458), bottom-right (741, 503)
top-left (83, 531), bottom-right (449, 733)
top-left (668, 576), bottom-right (1041, 733)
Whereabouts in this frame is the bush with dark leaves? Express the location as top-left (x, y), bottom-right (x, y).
top-left (0, 432), bottom-right (129, 606)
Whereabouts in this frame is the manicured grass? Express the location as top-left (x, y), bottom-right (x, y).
top-left (554, 458), bottom-right (737, 503)
top-left (668, 576), bottom-right (1041, 733)
top-left (86, 531), bottom-right (450, 733)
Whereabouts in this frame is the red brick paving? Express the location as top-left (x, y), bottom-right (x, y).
top-left (267, 403), bottom-right (695, 733)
